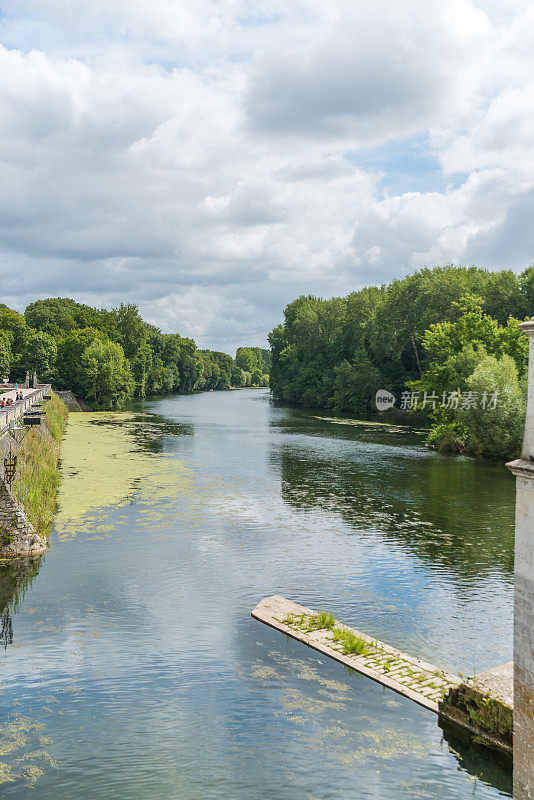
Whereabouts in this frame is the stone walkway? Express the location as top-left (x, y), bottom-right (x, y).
top-left (252, 595), bottom-right (460, 712)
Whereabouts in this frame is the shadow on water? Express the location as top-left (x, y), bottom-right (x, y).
top-left (440, 719), bottom-right (513, 796)
top-left (0, 557), bottom-right (42, 649)
top-left (270, 412), bottom-right (515, 581)
top-left (267, 406), bottom-right (514, 793)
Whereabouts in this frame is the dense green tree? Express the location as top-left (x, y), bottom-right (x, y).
top-left (270, 267), bottom-right (529, 407)
top-left (267, 324), bottom-right (288, 399)
top-left (235, 347), bottom-right (255, 373)
top-left (55, 327), bottom-right (104, 394)
top-left (417, 296), bottom-right (528, 380)
top-left (460, 355), bottom-right (526, 457)
top-left (19, 330), bottom-right (58, 382)
top-left (411, 343), bottom-right (488, 413)
top-left (206, 351), bottom-right (233, 389)
top-left (113, 303), bottom-right (147, 361)
top-left (428, 355), bottom-right (526, 458)
top-left (251, 368), bottom-right (263, 386)
top-left (273, 295), bottom-right (346, 407)
top-left (231, 364), bottom-right (246, 387)
top-left (2, 297), bottom-right (264, 408)
top-left (132, 339), bottom-right (154, 398)
top-left (25, 298), bottom-right (100, 336)
top-left (80, 339), bottom-right (134, 409)
top-left (519, 265), bottom-right (534, 317)
top-left (235, 347), bottom-right (271, 374)
top-left (178, 339), bottom-right (203, 393)
top-left (268, 264), bottom-right (528, 458)
top-left (0, 331), bottom-right (11, 379)
top-left (0, 305), bottom-right (26, 355)
top-left (332, 350), bottom-right (382, 413)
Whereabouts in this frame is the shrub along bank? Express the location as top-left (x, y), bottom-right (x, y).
top-left (268, 265), bottom-right (532, 459)
top-left (11, 393), bottom-right (68, 536)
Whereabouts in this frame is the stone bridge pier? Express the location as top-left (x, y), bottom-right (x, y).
top-left (507, 317), bottom-right (534, 799)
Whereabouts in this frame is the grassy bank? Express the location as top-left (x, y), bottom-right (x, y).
top-left (12, 393), bottom-right (68, 535)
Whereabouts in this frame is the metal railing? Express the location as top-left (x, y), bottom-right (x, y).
top-left (0, 385), bottom-right (52, 435)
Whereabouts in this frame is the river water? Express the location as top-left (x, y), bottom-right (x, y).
top-left (0, 389), bottom-right (514, 798)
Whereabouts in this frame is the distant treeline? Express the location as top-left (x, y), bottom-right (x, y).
top-left (268, 265), bottom-right (534, 458)
top-left (0, 298), bottom-right (270, 409)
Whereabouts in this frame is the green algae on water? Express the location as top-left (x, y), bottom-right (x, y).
top-left (0, 715), bottom-right (56, 787)
top-left (55, 412), bottom-right (192, 538)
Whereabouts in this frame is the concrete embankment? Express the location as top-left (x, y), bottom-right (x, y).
top-left (54, 390), bottom-right (89, 411)
top-left (252, 595), bottom-right (513, 754)
top-left (0, 393), bottom-right (68, 558)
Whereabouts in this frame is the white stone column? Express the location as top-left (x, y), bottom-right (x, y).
top-left (507, 317), bottom-right (534, 800)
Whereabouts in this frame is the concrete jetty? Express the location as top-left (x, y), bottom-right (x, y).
top-left (252, 595), bottom-right (512, 754)
top-left (252, 596), bottom-right (459, 712)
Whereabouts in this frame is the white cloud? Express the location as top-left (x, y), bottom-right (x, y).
top-left (0, 0), bottom-right (532, 351)
top-left (246, 0), bottom-right (491, 143)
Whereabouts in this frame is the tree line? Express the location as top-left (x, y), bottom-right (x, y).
top-left (0, 298), bottom-right (270, 408)
top-left (268, 264), bottom-right (534, 458)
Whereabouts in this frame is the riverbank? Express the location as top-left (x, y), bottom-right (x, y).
top-left (0, 393), bottom-right (68, 558)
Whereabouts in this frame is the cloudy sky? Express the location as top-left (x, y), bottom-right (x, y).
top-left (0, 0), bottom-right (532, 353)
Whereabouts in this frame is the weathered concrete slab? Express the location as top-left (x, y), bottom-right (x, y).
top-left (474, 662), bottom-right (513, 707)
top-left (252, 595), bottom-right (459, 713)
top-left (439, 668), bottom-right (513, 755)
top-left (252, 595), bottom-right (513, 754)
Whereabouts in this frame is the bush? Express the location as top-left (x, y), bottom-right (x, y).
top-left (81, 339), bottom-right (134, 409)
top-left (426, 422), bottom-right (467, 453)
top-left (458, 355), bottom-right (526, 458)
top-left (426, 355), bottom-right (526, 458)
top-left (44, 392), bottom-right (69, 444)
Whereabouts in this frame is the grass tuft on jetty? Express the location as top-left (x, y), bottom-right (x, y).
top-left (11, 393), bottom-right (68, 535)
top-left (283, 610), bottom-right (369, 656)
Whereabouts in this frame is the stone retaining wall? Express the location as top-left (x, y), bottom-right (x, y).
top-left (507, 317), bottom-right (534, 800)
top-left (0, 478), bottom-right (46, 557)
top-left (0, 416), bottom-right (52, 558)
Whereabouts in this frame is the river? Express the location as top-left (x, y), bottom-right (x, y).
top-left (0, 388), bottom-right (514, 798)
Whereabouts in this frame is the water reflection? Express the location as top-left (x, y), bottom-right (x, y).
top-left (440, 719), bottom-right (513, 796)
top-left (271, 413), bottom-right (514, 582)
top-left (88, 409), bottom-right (195, 454)
top-left (0, 391), bottom-right (513, 799)
top-left (0, 557), bottom-right (42, 648)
